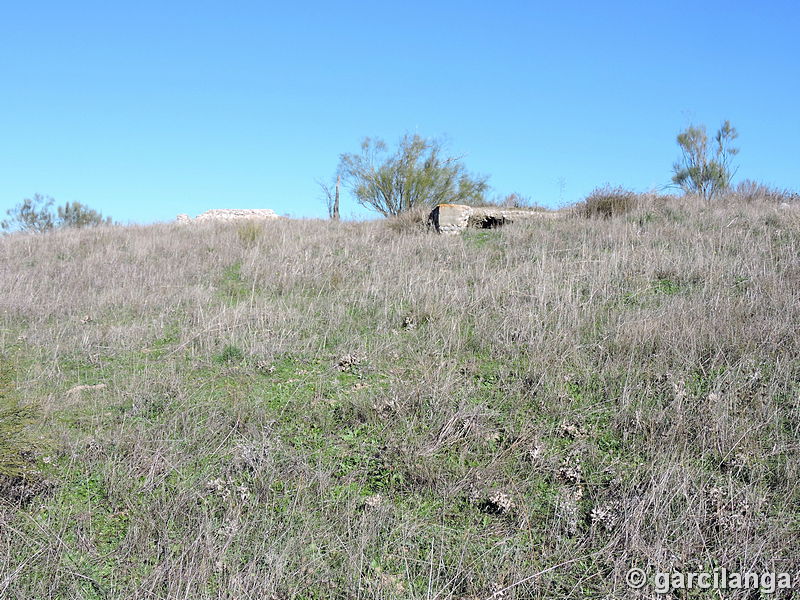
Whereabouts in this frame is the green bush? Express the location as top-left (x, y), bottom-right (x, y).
top-left (672, 120), bottom-right (739, 201)
top-left (216, 344), bottom-right (245, 364)
top-left (56, 201), bottom-right (113, 228)
top-left (0, 194), bottom-right (55, 232)
top-left (336, 133), bottom-right (488, 217)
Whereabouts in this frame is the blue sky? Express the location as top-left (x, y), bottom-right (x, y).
top-left (2, 1), bottom-right (798, 223)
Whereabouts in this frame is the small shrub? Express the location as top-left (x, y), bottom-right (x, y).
top-left (216, 344), bottom-right (245, 364)
top-left (475, 193), bottom-right (551, 211)
top-left (574, 185), bottom-right (638, 219)
top-left (482, 192), bottom-right (539, 209)
top-left (500, 192), bottom-right (529, 208)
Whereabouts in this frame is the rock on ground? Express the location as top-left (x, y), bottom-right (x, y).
top-left (176, 209), bottom-right (280, 223)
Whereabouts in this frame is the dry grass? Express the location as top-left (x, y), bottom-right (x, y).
top-left (0, 195), bottom-right (798, 598)
top-left (383, 204), bottom-right (434, 234)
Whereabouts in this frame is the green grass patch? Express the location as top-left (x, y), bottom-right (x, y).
top-left (217, 260), bottom-right (254, 305)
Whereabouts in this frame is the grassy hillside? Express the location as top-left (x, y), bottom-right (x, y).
top-left (1, 196), bottom-right (798, 599)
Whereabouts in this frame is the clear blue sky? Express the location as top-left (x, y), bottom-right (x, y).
top-left (2, 1), bottom-right (798, 223)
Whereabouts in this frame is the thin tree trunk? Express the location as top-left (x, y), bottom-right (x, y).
top-left (333, 175), bottom-right (340, 220)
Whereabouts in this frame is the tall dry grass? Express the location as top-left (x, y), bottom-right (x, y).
top-left (0, 195), bottom-right (798, 598)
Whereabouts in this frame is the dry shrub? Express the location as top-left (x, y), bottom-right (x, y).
top-left (574, 185), bottom-right (639, 218)
top-left (733, 179), bottom-right (800, 204)
top-left (236, 220), bottom-right (263, 247)
top-left (383, 203), bottom-right (433, 233)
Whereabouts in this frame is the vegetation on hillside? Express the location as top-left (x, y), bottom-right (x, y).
top-left (335, 134), bottom-right (489, 216)
top-left (672, 120), bottom-right (739, 201)
top-left (1, 195), bottom-right (113, 232)
top-left (0, 193), bottom-right (798, 598)
top-left (315, 119), bottom-right (753, 219)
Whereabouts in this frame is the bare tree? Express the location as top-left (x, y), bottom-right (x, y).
top-left (317, 176), bottom-right (341, 220)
